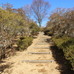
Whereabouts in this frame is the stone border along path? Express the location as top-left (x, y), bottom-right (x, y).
top-left (1, 32), bottom-right (60, 74)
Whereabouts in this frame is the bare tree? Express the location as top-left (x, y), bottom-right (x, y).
top-left (23, 5), bottom-right (32, 18)
top-left (31, 0), bottom-right (50, 27)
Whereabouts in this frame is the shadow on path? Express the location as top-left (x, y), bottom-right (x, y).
top-left (46, 38), bottom-right (74, 74)
top-left (0, 60), bottom-right (13, 73)
top-left (50, 45), bottom-right (74, 74)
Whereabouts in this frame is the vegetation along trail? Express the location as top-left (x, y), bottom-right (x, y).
top-left (0, 0), bottom-right (74, 74)
top-left (1, 32), bottom-right (60, 74)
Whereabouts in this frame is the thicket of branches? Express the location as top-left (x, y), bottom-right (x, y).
top-left (0, 3), bottom-right (39, 59)
top-left (45, 8), bottom-right (74, 70)
top-left (46, 8), bottom-right (74, 37)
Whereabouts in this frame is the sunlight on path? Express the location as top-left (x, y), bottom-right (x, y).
top-left (1, 32), bottom-right (60, 74)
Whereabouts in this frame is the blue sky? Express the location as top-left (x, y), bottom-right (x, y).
top-left (0, 0), bottom-right (74, 11)
top-left (0, 0), bottom-right (74, 26)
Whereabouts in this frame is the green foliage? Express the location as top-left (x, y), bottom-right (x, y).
top-left (17, 37), bottom-right (33, 50)
top-left (52, 36), bottom-right (74, 70)
top-left (44, 30), bottom-right (53, 36)
top-left (45, 8), bottom-right (74, 71)
top-left (0, 7), bottom-right (38, 47)
top-left (29, 22), bottom-right (40, 35)
top-left (0, 6), bottom-right (40, 59)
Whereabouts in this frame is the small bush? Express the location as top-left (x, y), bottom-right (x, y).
top-left (44, 30), bottom-right (53, 36)
top-left (31, 29), bottom-right (39, 36)
top-left (47, 32), bottom-right (53, 36)
top-left (17, 37), bottom-right (33, 51)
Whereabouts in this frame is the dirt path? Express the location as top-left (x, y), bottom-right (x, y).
top-left (1, 32), bottom-right (60, 74)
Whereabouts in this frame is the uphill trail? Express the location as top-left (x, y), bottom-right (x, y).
top-left (1, 32), bottom-right (60, 74)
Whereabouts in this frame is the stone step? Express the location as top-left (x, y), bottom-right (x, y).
top-left (22, 60), bottom-right (54, 63)
top-left (36, 43), bottom-right (49, 45)
top-left (28, 50), bottom-right (50, 53)
top-left (28, 52), bottom-right (51, 54)
top-left (34, 47), bottom-right (49, 49)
